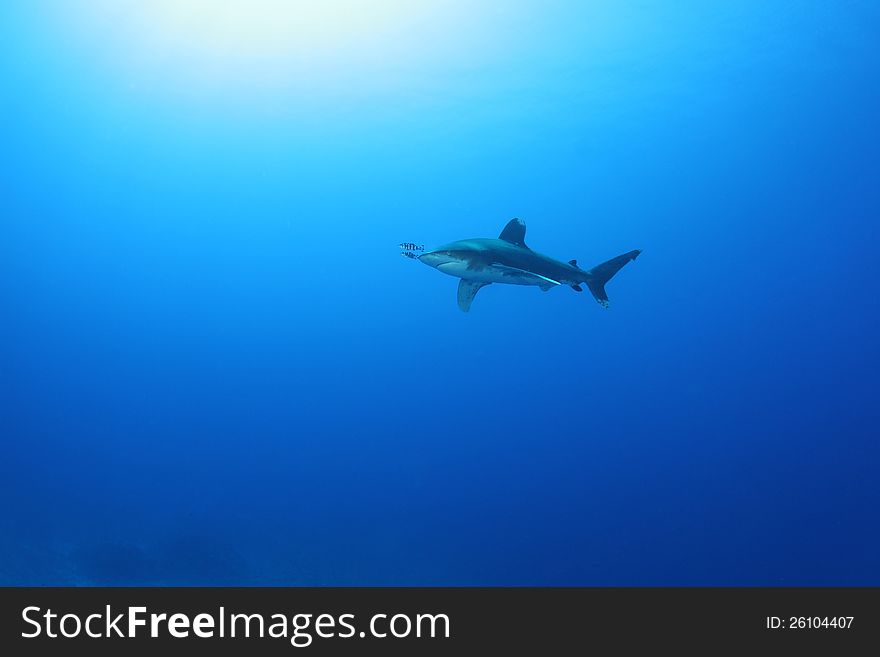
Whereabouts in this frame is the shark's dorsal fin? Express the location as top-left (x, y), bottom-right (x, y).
top-left (498, 218), bottom-right (528, 248)
top-left (569, 259), bottom-right (578, 267)
top-left (457, 279), bottom-right (490, 312)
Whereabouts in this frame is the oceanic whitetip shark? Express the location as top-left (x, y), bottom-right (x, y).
top-left (413, 218), bottom-right (641, 312)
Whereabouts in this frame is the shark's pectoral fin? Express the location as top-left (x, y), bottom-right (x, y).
top-left (457, 279), bottom-right (490, 312)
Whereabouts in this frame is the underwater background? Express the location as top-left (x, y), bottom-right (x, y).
top-left (2, 1), bottom-right (878, 585)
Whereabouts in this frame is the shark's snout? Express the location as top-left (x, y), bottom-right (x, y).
top-left (418, 250), bottom-right (455, 268)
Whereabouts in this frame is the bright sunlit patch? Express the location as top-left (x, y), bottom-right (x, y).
top-left (55, 0), bottom-right (495, 101)
top-left (106, 0), bottom-right (416, 62)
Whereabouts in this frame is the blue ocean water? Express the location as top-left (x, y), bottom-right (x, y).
top-left (2, 1), bottom-right (878, 585)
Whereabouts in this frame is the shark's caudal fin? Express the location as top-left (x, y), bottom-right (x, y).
top-left (584, 250), bottom-right (641, 308)
top-left (457, 280), bottom-right (490, 312)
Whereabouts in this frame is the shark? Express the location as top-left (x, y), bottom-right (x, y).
top-left (415, 218), bottom-right (641, 312)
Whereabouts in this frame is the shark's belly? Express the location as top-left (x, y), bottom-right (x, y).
top-left (437, 262), bottom-right (547, 286)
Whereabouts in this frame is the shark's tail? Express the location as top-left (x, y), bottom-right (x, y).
top-left (583, 249), bottom-right (641, 308)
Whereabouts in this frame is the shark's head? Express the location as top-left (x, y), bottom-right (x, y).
top-left (417, 243), bottom-right (469, 270)
top-left (418, 240), bottom-right (492, 279)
